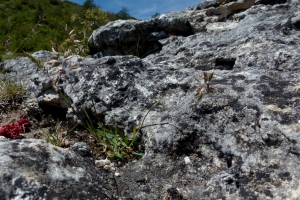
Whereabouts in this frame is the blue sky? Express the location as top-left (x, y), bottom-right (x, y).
top-left (69, 0), bottom-right (202, 20)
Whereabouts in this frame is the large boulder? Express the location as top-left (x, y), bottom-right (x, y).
top-left (88, 0), bottom-right (291, 57)
top-left (1, 0), bottom-right (300, 199)
top-left (88, 17), bottom-right (194, 57)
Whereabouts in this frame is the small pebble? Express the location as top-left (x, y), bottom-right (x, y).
top-left (95, 158), bottom-right (111, 167)
top-left (184, 156), bottom-right (191, 164)
top-left (0, 136), bottom-right (8, 140)
top-left (110, 167), bottom-right (116, 171)
top-left (103, 165), bottom-right (110, 170)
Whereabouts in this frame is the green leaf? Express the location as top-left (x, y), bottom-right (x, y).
top-left (133, 151), bottom-right (144, 156)
top-left (197, 92), bottom-right (204, 101)
top-left (208, 69), bottom-right (214, 81)
top-left (203, 72), bottom-right (208, 83)
top-left (133, 125), bottom-right (137, 135)
top-left (206, 87), bottom-right (215, 94)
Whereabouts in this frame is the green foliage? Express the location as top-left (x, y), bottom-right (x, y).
top-left (116, 7), bottom-right (136, 20)
top-left (0, 0), bottom-right (137, 59)
top-left (67, 7), bottom-right (108, 56)
top-left (83, 0), bottom-right (96, 10)
top-left (34, 2), bottom-right (44, 23)
top-left (0, 76), bottom-right (26, 101)
top-left (87, 123), bottom-right (141, 159)
top-left (14, 14), bottom-right (46, 54)
top-left (50, 0), bottom-right (61, 5)
top-left (0, 0), bottom-right (78, 56)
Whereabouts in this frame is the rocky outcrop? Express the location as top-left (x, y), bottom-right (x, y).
top-left (0, 138), bottom-right (116, 199)
top-left (194, 0), bottom-right (288, 10)
top-left (88, 18), bottom-right (194, 57)
top-left (1, 0), bottom-right (300, 199)
top-left (87, 0), bottom-right (293, 59)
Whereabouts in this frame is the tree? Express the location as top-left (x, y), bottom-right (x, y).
top-left (151, 12), bottom-right (160, 18)
top-left (50, 0), bottom-right (60, 5)
top-left (116, 7), bottom-right (132, 20)
top-left (83, 0), bottom-right (96, 10)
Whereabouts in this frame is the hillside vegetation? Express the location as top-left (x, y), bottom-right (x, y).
top-left (0, 0), bottom-right (136, 60)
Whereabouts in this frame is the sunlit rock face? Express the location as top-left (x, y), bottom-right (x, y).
top-left (2, 0), bottom-right (300, 199)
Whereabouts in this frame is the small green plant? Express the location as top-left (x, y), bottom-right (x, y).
top-left (44, 121), bottom-right (65, 147)
top-left (44, 121), bottom-right (76, 147)
top-left (133, 99), bottom-right (161, 136)
top-left (195, 69), bottom-right (215, 101)
top-left (0, 77), bottom-right (26, 101)
top-left (84, 99), bottom-right (161, 160)
top-left (87, 123), bottom-right (142, 159)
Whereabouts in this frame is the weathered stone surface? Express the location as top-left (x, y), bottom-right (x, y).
top-left (1, 0), bottom-right (300, 199)
top-left (88, 0), bottom-right (292, 58)
top-left (88, 16), bottom-right (194, 57)
top-left (0, 139), bottom-right (116, 199)
top-left (194, 0), bottom-right (288, 10)
top-left (70, 142), bottom-right (92, 157)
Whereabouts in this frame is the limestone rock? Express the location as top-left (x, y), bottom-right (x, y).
top-left (0, 139), bottom-right (116, 199)
top-left (1, 0), bottom-right (300, 199)
top-left (88, 18), bottom-right (193, 57)
top-left (70, 142), bottom-right (92, 157)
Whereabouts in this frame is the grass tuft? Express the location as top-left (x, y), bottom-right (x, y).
top-left (88, 123), bottom-right (141, 160)
top-left (0, 77), bottom-right (26, 101)
top-left (43, 121), bottom-right (76, 147)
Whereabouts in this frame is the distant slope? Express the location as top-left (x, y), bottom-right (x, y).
top-left (0, 0), bottom-right (136, 60)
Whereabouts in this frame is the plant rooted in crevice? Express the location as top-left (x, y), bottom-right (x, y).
top-left (195, 69), bottom-right (215, 101)
top-left (0, 118), bottom-right (30, 139)
top-left (0, 77), bottom-right (26, 101)
top-left (87, 123), bottom-right (142, 160)
top-left (43, 121), bottom-right (76, 147)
